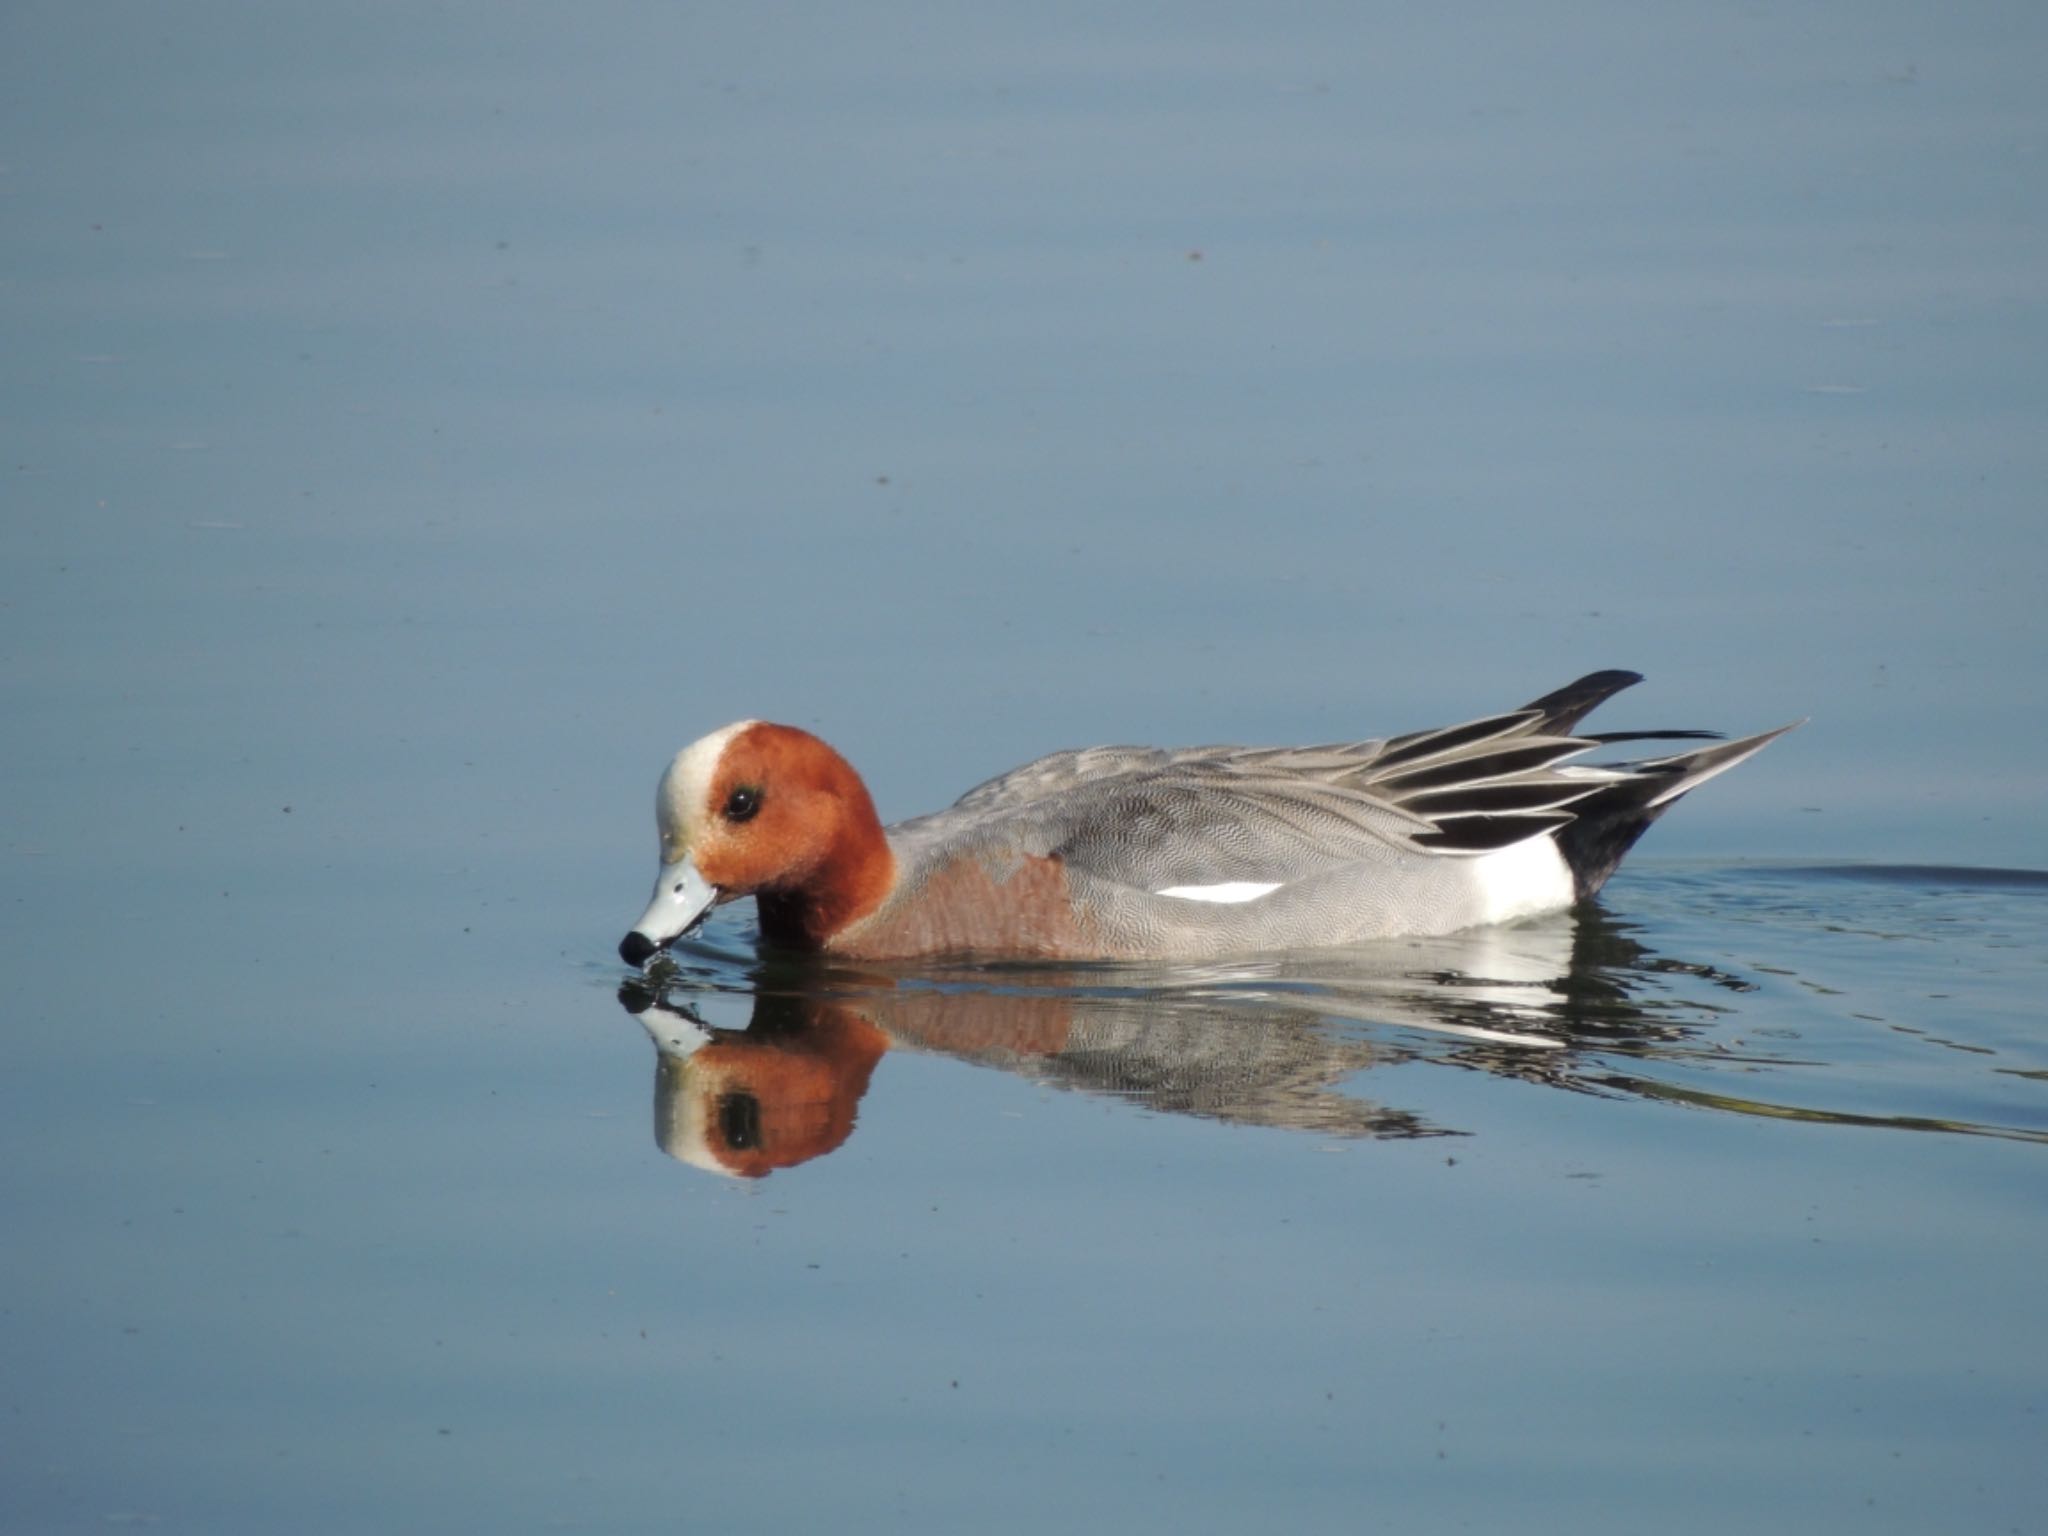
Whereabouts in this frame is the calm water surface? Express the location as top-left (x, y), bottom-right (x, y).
top-left (5, 2), bottom-right (2046, 1532)
top-left (10, 862), bottom-right (2044, 1533)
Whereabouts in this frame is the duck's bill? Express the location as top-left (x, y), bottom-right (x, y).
top-left (619, 857), bottom-right (719, 967)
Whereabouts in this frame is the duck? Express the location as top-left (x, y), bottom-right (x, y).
top-left (618, 670), bottom-right (1796, 966)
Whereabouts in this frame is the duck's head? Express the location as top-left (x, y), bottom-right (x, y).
top-left (619, 721), bottom-right (892, 965)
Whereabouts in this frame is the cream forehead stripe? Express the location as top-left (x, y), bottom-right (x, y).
top-left (657, 720), bottom-right (758, 853)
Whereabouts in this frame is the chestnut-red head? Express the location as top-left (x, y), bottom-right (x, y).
top-left (620, 721), bottom-right (894, 964)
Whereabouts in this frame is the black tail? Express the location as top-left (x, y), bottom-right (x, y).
top-left (1553, 724), bottom-right (1802, 900)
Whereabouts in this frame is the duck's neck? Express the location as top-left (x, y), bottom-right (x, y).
top-left (756, 787), bottom-right (895, 951)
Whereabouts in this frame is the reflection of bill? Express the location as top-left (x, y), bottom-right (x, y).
top-left (621, 916), bottom-right (1637, 1179)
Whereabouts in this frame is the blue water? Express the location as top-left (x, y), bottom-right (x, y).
top-left (4, 3), bottom-right (2045, 1531)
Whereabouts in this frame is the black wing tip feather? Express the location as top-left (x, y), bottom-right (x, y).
top-left (1413, 812), bottom-right (1576, 853)
top-left (1374, 709), bottom-right (1539, 771)
top-left (1378, 739), bottom-right (1584, 793)
top-left (1518, 670), bottom-right (1644, 733)
top-left (1580, 728), bottom-right (1724, 745)
top-left (1402, 781), bottom-right (1601, 818)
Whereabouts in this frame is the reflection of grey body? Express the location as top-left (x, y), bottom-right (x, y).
top-left (874, 918), bottom-right (1609, 1136)
top-left (631, 889), bottom-right (2044, 1181)
top-left (882, 993), bottom-right (1426, 1139)
top-left (627, 914), bottom-right (1630, 1172)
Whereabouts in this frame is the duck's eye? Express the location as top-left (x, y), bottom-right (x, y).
top-left (723, 785), bottom-right (762, 823)
top-left (718, 1091), bottom-right (761, 1151)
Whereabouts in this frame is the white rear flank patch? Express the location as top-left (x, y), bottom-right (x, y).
top-left (1470, 834), bottom-right (1574, 924)
top-left (1155, 880), bottom-right (1284, 904)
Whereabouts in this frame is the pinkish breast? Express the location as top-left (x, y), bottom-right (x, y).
top-left (826, 850), bottom-right (1099, 961)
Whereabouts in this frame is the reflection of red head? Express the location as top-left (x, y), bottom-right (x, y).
top-left (654, 1000), bottom-right (889, 1178)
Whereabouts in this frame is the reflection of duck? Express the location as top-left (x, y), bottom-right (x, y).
top-left (621, 912), bottom-right (1702, 1178)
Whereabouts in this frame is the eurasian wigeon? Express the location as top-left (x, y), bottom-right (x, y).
top-left (619, 670), bottom-right (1796, 966)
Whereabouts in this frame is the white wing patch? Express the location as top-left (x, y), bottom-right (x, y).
top-left (1154, 880), bottom-right (1284, 904)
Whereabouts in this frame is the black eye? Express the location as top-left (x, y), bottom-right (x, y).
top-left (723, 785), bottom-right (761, 823)
top-left (718, 1092), bottom-right (761, 1151)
